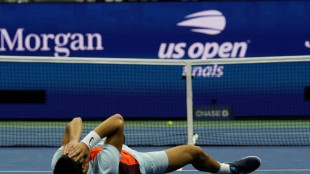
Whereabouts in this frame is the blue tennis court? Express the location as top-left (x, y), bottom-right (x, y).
top-left (1, 146), bottom-right (309, 174)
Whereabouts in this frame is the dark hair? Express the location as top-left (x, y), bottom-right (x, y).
top-left (54, 155), bottom-right (83, 174)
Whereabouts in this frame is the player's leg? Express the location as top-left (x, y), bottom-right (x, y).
top-left (164, 145), bottom-right (261, 174)
top-left (164, 144), bottom-right (222, 173)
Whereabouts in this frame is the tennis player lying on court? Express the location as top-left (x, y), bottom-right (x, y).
top-left (51, 114), bottom-right (261, 174)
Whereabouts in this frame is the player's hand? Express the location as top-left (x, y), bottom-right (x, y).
top-left (81, 154), bottom-right (90, 174)
top-left (68, 142), bottom-right (90, 162)
top-left (62, 140), bottom-right (79, 156)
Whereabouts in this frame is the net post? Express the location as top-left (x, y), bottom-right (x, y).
top-left (185, 62), bottom-right (194, 145)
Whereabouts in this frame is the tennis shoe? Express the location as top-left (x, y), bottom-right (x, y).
top-left (228, 156), bottom-right (261, 174)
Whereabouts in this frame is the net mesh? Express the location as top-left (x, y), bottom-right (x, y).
top-left (192, 61), bottom-right (310, 146)
top-left (0, 56), bottom-right (309, 146)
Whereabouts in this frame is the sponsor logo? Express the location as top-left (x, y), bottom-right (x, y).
top-left (0, 28), bottom-right (104, 57)
top-left (158, 42), bottom-right (247, 59)
top-left (158, 10), bottom-right (250, 78)
top-left (182, 64), bottom-right (224, 78)
top-left (194, 106), bottom-right (234, 120)
top-left (177, 10), bottom-right (226, 35)
top-left (89, 137), bottom-right (94, 144)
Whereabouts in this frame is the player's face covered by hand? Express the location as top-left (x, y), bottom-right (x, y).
top-left (63, 141), bottom-right (90, 174)
top-left (73, 144), bottom-right (90, 174)
top-left (79, 157), bottom-right (89, 174)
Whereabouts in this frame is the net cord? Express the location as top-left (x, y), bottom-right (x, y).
top-left (0, 55), bottom-right (310, 66)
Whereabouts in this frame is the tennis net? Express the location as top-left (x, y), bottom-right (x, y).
top-left (0, 55), bottom-right (309, 146)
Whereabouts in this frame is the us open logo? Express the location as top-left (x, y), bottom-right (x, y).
top-left (159, 9), bottom-right (247, 61)
top-left (177, 10), bottom-right (226, 35)
top-left (158, 9), bottom-right (248, 78)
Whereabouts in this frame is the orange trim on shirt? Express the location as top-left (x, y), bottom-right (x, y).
top-left (89, 146), bottom-right (103, 161)
top-left (119, 150), bottom-right (139, 165)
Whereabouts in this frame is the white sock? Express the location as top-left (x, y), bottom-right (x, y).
top-left (216, 163), bottom-right (231, 174)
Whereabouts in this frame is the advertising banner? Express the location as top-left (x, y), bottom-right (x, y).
top-left (0, 2), bottom-right (310, 58)
top-left (0, 1), bottom-right (309, 119)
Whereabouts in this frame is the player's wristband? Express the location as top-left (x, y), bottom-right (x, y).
top-left (81, 131), bottom-right (101, 149)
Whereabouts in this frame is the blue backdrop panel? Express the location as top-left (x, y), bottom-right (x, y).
top-left (0, 1), bottom-right (309, 119)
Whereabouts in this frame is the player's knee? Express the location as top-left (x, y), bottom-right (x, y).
top-left (185, 145), bottom-right (204, 158)
top-left (193, 145), bottom-right (204, 155)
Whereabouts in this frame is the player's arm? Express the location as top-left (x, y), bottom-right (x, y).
top-left (61, 117), bottom-right (83, 155)
top-left (93, 113), bottom-right (124, 152)
top-left (69, 114), bottom-right (124, 160)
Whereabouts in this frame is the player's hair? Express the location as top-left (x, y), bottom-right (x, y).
top-left (54, 155), bottom-right (83, 174)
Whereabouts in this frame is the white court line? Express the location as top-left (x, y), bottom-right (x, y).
top-left (258, 169), bottom-right (310, 172)
top-left (0, 171), bottom-right (51, 173)
top-left (176, 168), bottom-right (183, 171)
top-left (174, 169), bottom-right (310, 172)
top-left (1, 169), bottom-right (310, 173)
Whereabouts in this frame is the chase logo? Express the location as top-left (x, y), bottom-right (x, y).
top-left (177, 10), bottom-right (226, 35)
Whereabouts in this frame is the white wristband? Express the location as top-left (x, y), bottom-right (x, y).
top-left (81, 131), bottom-right (101, 149)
